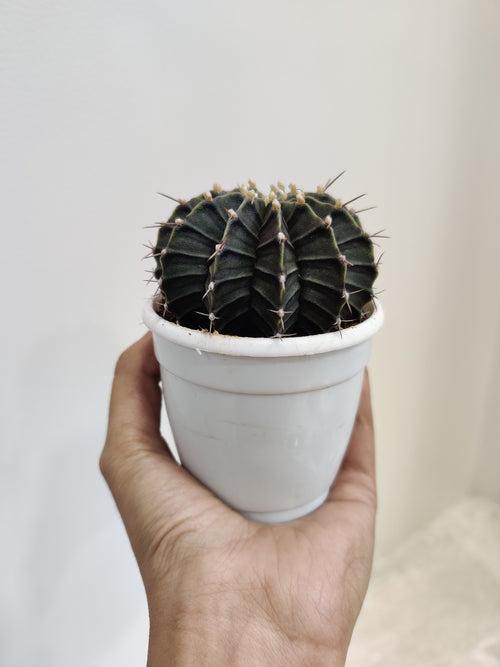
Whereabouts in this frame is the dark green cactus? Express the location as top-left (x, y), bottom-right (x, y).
top-left (148, 177), bottom-right (380, 337)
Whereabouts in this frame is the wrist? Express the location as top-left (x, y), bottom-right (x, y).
top-left (147, 598), bottom-right (346, 666)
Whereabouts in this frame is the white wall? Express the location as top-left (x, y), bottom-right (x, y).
top-left (1, 1), bottom-right (499, 665)
top-left (371, 0), bottom-right (500, 550)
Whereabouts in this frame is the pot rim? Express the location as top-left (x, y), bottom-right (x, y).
top-left (143, 299), bottom-right (384, 358)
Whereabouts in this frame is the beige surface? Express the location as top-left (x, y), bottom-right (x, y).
top-left (348, 498), bottom-right (500, 666)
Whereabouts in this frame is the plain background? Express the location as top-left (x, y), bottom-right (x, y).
top-left (1, 1), bottom-right (499, 665)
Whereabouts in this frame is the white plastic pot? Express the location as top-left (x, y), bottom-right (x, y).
top-left (143, 301), bottom-right (384, 523)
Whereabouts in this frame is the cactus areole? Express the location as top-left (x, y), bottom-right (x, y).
top-left (149, 179), bottom-right (379, 338)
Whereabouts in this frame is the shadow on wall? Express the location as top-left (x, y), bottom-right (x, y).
top-left (474, 313), bottom-right (500, 503)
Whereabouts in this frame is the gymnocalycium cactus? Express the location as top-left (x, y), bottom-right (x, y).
top-left (147, 176), bottom-right (381, 338)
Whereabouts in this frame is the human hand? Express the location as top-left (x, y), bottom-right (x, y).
top-left (100, 333), bottom-right (377, 666)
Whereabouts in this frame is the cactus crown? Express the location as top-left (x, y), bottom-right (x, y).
top-left (148, 178), bottom-right (379, 338)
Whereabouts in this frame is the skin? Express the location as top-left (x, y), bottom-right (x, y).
top-left (100, 333), bottom-right (377, 666)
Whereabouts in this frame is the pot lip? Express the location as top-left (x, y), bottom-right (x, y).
top-left (143, 299), bottom-right (384, 358)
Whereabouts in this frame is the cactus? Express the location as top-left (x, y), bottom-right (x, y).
top-left (148, 177), bottom-right (380, 337)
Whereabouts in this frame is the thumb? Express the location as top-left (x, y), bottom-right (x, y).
top-left (100, 333), bottom-right (226, 562)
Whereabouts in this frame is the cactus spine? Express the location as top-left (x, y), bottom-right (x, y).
top-left (149, 178), bottom-right (379, 337)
